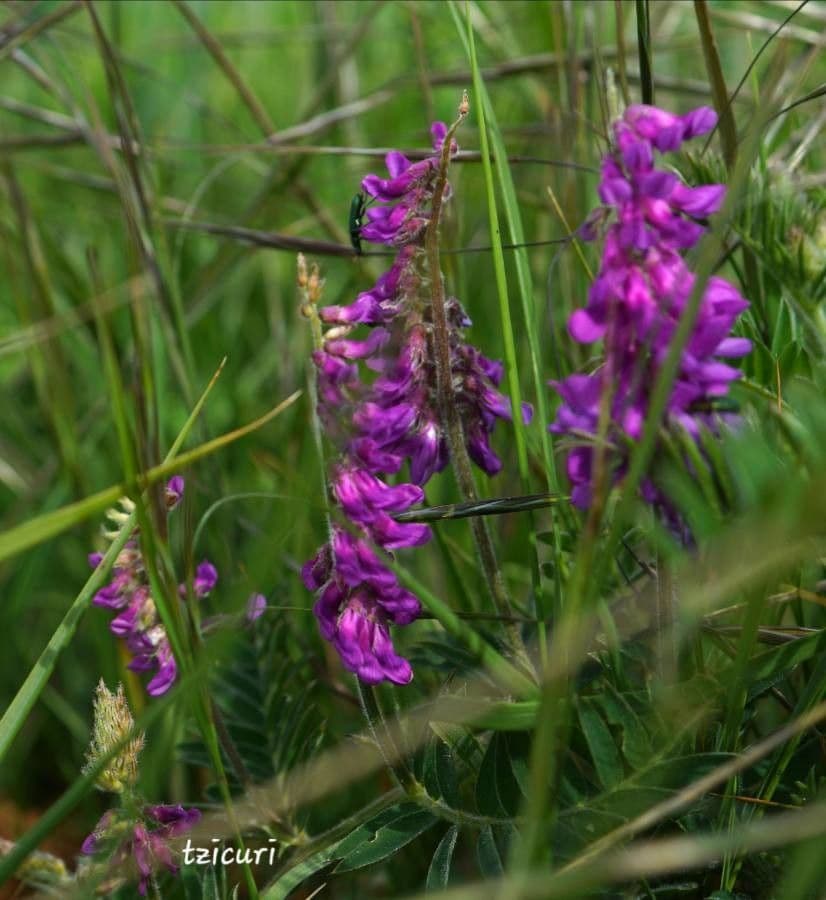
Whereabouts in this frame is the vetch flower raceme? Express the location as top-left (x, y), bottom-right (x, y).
top-left (82, 804), bottom-right (201, 896)
top-left (90, 479), bottom-right (218, 696)
top-left (550, 104), bottom-right (751, 515)
top-left (303, 120), bottom-right (527, 683)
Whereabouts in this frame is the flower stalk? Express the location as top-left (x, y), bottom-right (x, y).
top-left (424, 95), bottom-right (521, 644)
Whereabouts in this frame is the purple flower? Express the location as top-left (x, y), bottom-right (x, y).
top-left (246, 592), bottom-right (267, 622)
top-left (143, 642), bottom-right (177, 697)
top-left (82, 805), bottom-right (200, 896)
top-left (192, 560), bottom-right (218, 597)
top-left (165, 476), bottom-right (185, 509)
top-left (332, 466), bottom-right (429, 550)
top-left (304, 528), bottom-right (420, 685)
top-left (90, 514), bottom-right (217, 698)
top-left (144, 804), bottom-right (202, 836)
top-left (550, 104), bottom-right (751, 523)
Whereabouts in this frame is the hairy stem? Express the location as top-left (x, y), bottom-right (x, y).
top-left (424, 101), bottom-right (519, 635)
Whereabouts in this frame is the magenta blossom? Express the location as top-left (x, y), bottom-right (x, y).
top-left (550, 104), bottom-right (751, 521)
top-left (90, 478), bottom-right (218, 696)
top-left (303, 530), bottom-right (420, 685)
top-left (82, 804), bottom-right (200, 896)
top-left (304, 122), bottom-right (529, 683)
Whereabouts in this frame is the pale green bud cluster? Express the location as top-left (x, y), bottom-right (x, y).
top-left (83, 680), bottom-right (144, 794)
top-left (0, 838), bottom-right (72, 893)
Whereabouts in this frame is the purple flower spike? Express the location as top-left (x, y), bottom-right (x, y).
top-left (550, 104), bottom-right (751, 529)
top-left (304, 120), bottom-right (529, 683)
top-left (89, 499), bottom-right (194, 696)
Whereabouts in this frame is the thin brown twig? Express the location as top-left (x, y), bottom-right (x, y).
top-left (169, 0), bottom-right (277, 138)
top-left (0, 0), bottom-right (82, 62)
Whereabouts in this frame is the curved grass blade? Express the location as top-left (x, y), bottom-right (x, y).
top-left (0, 388), bottom-right (301, 564)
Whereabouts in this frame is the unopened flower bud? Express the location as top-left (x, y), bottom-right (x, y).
top-left (0, 838), bottom-right (71, 891)
top-left (83, 681), bottom-right (143, 793)
top-left (297, 252), bottom-right (309, 289)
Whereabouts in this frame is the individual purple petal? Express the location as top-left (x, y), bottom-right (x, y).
top-left (324, 327), bottom-right (389, 360)
top-left (165, 476), bottom-right (185, 509)
top-left (466, 427), bottom-right (503, 476)
top-left (569, 309), bottom-right (607, 343)
top-left (301, 543), bottom-right (333, 591)
top-left (245, 593), bottom-right (267, 622)
top-left (193, 561), bottom-right (218, 597)
top-left (671, 183), bottom-right (725, 217)
top-left (430, 121), bottom-right (448, 147)
top-left (146, 643), bottom-right (177, 696)
top-left (369, 513), bottom-right (431, 550)
top-left (716, 336), bottom-right (752, 357)
top-left (681, 106), bottom-right (718, 139)
top-left (145, 804), bottom-right (201, 836)
top-left (81, 832), bottom-right (98, 855)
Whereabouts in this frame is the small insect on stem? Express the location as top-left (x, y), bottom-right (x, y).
top-left (687, 397), bottom-right (740, 414)
top-left (349, 191), bottom-right (368, 255)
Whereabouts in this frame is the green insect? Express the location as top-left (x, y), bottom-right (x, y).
top-left (349, 191), bottom-right (368, 255)
top-left (687, 397), bottom-right (741, 414)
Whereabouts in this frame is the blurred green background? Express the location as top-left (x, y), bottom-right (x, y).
top-left (1, 0), bottom-right (825, 887)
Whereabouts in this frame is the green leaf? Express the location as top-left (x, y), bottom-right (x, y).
top-left (577, 698), bottom-right (624, 789)
top-left (632, 752), bottom-right (736, 791)
top-left (262, 844), bottom-right (337, 900)
top-left (426, 825), bottom-right (459, 891)
top-left (423, 737), bottom-right (461, 808)
top-left (747, 630), bottom-right (826, 684)
top-left (476, 825), bottom-right (504, 877)
top-left (262, 797), bottom-right (412, 900)
top-left (335, 807), bottom-right (438, 872)
top-left (507, 732), bottom-right (531, 799)
top-left (771, 297), bottom-right (794, 357)
top-left (182, 616), bottom-right (326, 788)
top-left (475, 733), bottom-right (521, 817)
top-left (594, 687), bottom-right (653, 770)
top-left (200, 865), bottom-right (221, 900)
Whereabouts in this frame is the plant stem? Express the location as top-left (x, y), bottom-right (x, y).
top-left (357, 682), bottom-right (419, 794)
top-left (635, 0), bottom-right (653, 104)
top-left (424, 99), bottom-right (521, 644)
top-left (655, 549), bottom-right (676, 679)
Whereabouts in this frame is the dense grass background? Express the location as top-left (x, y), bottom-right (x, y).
top-left (2, 1), bottom-right (826, 897)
